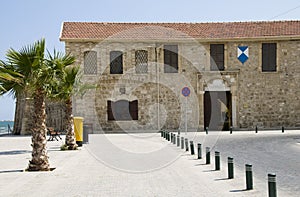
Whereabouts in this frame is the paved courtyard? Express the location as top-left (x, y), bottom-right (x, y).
top-left (0, 130), bottom-right (299, 196)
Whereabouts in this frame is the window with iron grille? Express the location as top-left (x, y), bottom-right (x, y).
top-left (110, 51), bottom-right (123, 74)
top-left (135, 50), bottom-right (148, 74)
top-left (84, 51), bottom-right (97, 74)
top-left (107, 100), bottom-right (138, 121)
top-left (164, 45), bottom-right (178, 73)
top-left (262, 43), bottom-right (277, 72)
top-left (210, 44), bottom-right (224, 71)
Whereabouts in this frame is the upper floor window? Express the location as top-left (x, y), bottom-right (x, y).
top-left (135, 50), bottom-right (148, 74)
top-left (164, 45), bottom-right (178, 73)
top-left (262, 43), bottom-right (277, 72)
top-left (210, 44), bottom-right (224, 71)
top-left (110, 51), bottom-right (123, 74)
top-left (107, 100), bottom-right (138, 121)
top-left (84, 51), bottom-right (97, 74)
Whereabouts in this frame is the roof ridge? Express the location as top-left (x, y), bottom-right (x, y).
top-left (62, 20), bottom-right (300, 25)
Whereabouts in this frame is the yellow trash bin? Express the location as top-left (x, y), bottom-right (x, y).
top-left (74, 117), bottom-right (84, 146)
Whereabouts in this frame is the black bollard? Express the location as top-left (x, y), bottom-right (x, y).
top-left (177, 135), bottom-right (180, 147)
top-left (255, 126), bottom-right (258, 133)
top-left (190, 141), bottom-right (195, 155)
top-left (185, 138), bottom-right (189, 152)
top-left (206, 147), bottom-right (210, 164)
top-left (181, 137), bottom-right (184, 149)
top-left (197, 143), bottom-right (202, 159)
top-left (230, 126), bottom-right (233, 134)
top-left (282, 126), bottom-right (284, 133)
top-left (178, 129), bottom-right (180, 135)
top-left (215, 151), bottom-right (220, 170)
top-left (228, 157), bottom-right (234, 179)
top-left (167, 132), bottom-right (170, 141)
top-left (160, 130), bottom-right (163, 137)
top-left (170, 133), bottom-right (173, 143)
top-left (245, 164), bottom-right (253, 190)
top-left (268, 173), bottom-right (277, 197)
top-left (205, 127), bottom-right (208, 134)
top-left (173, 134), bottom-right (176, 145)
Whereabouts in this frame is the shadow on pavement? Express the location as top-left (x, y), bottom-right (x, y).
top-left (0, 150), bottom-right (31, 155)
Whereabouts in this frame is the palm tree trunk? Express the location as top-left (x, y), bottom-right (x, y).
top-left (65, 98), bottom-right (77, 150)
top-left (27, 87), bottom-right (50, 171)
top-left (13, 92), bottom-right (23, 135)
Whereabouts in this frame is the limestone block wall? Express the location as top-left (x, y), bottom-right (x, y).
top-left (64, 39), bottom-right (300, 132)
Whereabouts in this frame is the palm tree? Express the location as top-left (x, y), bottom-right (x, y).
top-left (6, 39), bottom-right (54, 171)
top-left (47, 51), bottom-right (79, 150)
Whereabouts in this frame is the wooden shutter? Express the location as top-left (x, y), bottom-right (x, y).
top-left (129, 100), bottom-right (138, 120)
top-left (210, 44), bottom-right (224, 71)
top-left (107, 101), bottom-right (114, 121)
top-left (164, 45), bottom-right (178, 73)
top-left (262, 43), bottom-right (276, 72)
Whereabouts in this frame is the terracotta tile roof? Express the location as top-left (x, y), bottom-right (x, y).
top-left (60, 21), bottom-right (300, 41)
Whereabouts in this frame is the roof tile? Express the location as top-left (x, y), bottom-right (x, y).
top-left (60, 21), bottom-right (300, 41)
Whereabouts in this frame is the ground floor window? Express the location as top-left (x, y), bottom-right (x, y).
top-left (107, 100), bottom-right (138, 121)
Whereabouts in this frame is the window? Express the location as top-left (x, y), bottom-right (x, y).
top-left (262, 43), bottom-right (277, 72)
top-left (107, 100), bottom-right (138, 121)
top-left (84, 51), bottom-right (97, 74)
top-left (210, 44), bottom-right (224, 71)
top-left (164, 45), bottom-right (178, 73)
top-left (110, 51), bottom-right (123, 74)
top-left (135, 50), bottom-right (148, 73)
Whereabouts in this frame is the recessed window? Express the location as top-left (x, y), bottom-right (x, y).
top-left (164, 45), bottom-right (178, 73)
top-left (262, 43), bottom-right (277, 72)
top-left (107, 100), bottom-right (138, 121)
top-left (84, 51), bottom-right (97, 74)
top-left (135, 50), bottom-right (148, 74)
top-left (210, 44), bottom-right (224, 71)
top-left (110, 51), bottom-right (123, 74)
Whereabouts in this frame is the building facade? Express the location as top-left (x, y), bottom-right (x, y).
top-left (60, 21), bottom-right (300, 133)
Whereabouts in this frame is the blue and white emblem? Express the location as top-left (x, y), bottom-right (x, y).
top-left (237, 46), bottom-right (249, 64)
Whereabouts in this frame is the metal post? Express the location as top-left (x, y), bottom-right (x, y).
top-left (215, 151), bottom-right (220, 170)
top-left (181, 137), bottom-right (184, 149)
top-left (185, 97), bottom-right (187, 135)
top-left (185, 138), bottom-right (189, 152)
top-left (245, 164), bottom-right (253, 190)
top-left (190, 141), bottom-right (195, 155)
top-left (160, 130), bottom-right (163, 137)
top-left (170, 133), bottom-right (173, 143)
top-left (228, 157), bottom-right (234, 179)
top-left (167, 132), bottom-right (170, 141)
top-left (255, 126), bottom-right (258, 133)
top-left (177, 135), bottom-right (180, 147)
top-left (268, 173), bottom-right (277, 197)
top-left (205, 127), bottom-right (208, 134)
top-left (230, 126), bottom-right (233, 134)
top-left (282, 126), bottom-right (284, 133)
top-left (197, 143), bottom-right (202, 159)
top-left (173, 134), bottom-right (176, 145)
top-left (206, 147), bottom-right (210, 164)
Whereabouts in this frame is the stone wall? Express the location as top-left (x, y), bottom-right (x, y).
top-left (64, 39), bottom-right (300, 132)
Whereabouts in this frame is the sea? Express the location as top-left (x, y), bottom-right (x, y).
top-left (0, 121), bottom-right (14, 134)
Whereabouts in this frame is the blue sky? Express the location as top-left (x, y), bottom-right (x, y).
top-left (1, 0), bottom-right (300, 120)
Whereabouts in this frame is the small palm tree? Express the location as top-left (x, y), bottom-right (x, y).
top-left (47, 51), bottom-right (79, 150)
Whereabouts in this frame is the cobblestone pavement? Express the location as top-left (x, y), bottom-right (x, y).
top-left (0, 130), bottom-right (299, 196)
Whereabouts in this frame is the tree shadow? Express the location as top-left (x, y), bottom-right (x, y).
top-left (0, 169), bottom-right (24, 174)
top-left (0, 150), bottom-right (31, 156)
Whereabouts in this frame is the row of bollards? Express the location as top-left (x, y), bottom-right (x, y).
top-left (160, 130), bottom-right (277, 196)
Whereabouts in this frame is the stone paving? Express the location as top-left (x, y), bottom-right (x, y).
top-left (0, 130), bottom-right (299, 196)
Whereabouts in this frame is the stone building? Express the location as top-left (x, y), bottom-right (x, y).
top-left (60, 21), bottom-right (300, 133)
